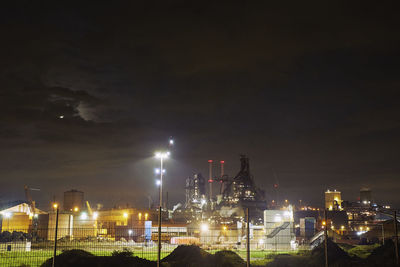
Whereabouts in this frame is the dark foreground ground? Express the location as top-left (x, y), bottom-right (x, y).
top-left (40, 239), bottom-right (400, 267)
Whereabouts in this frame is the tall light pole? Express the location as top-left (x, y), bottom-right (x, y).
top-left (155, 151), bottom-right (169, 267)
top-left (52, 203), bottom-right (59, 267)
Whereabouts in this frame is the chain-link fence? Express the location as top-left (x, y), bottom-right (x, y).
top-left (0, 225), bottom-right (300, 266)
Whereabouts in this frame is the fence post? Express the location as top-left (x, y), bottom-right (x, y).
top-left (246, 207), bottom-right (250, 267)
top-left (394, 210), bottom-right (399, 266)
top-left (324, 209), bottom-right (328, 267)
top-left (52, 205), bottom-right (59, 267)
top-left (157, 206), bottom-right (162, 267)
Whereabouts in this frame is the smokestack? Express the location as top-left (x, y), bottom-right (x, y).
top-left (220, 160), bottom-right (225, 194)
top-left (208, 160), bottom-right (213, 201)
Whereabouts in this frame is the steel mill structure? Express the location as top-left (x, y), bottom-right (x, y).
top-left (181, 155), bottom-right (267, 226)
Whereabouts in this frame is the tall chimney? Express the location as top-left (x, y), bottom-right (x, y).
top-left (208, 160), bottom-right (213, 201)
top-left (220, 160), bottom-right (225, 194)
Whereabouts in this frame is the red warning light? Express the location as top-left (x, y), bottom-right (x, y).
top-left (208, 160), bottom-right (213, 163)
top-left (220, 160), bottom-right (225, 164)
top-left (273, 183), bottom-right (279, 188)
top-left (208, 179), bottom-right (213, 183)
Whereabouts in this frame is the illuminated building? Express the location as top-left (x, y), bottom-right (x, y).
top-left (325, 189), bottom-right (342, 210)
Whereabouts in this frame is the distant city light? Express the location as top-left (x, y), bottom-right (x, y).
top-left (123, 212), bottom-right (128, 218)
top-left (200, 223), bottom-right (209, 232)
top-left (3, 212), bottom-right (11, 218)
top-left (128, 229), bottom-right (133, 235)
top-left (74, 207), bottom-right (79, 212)
top-left (169, 139), bottom-right (174, 145)
top-left (53, 203), bottom-right (58, 209)
top-left (59, 115), bottom-right (64, 119)
top-left (156, 180), bottom-right (161, 186)
top-left (92, 212), bottom-right (98, 220)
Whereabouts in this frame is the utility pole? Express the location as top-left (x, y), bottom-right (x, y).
top-left (394, 210), bottom-right (399, 266)
top-left (324, 209), bottom-right (328, 267)
top-left (246, 208), bottom-right (250, 267)
top-left (208, 160), bottom-right (213, 202)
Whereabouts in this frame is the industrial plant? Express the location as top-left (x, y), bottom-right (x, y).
top-left (0, 155), bottom-right (398, 257)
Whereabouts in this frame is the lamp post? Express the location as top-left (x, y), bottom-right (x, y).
top-left (52, 203), bottom-right (59, 267)
top-left (155, 151), bottom-right (169, 267)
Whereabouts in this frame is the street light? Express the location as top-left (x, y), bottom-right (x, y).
top-left (80, 212), bottom-right (88, 220)
top-left (155, 151), bottom-right (169, 267)
top-left (201, 223), bottom-right (209, 232)
top-left (155, 168), bottom-right (166, 174)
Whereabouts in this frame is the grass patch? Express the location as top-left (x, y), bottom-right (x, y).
top-left (347, 244), bottom-right (380, 259)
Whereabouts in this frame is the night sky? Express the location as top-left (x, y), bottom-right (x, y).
top-left (1, 2), bottom-right (399, 210)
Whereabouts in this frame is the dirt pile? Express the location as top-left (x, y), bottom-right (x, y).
top-left (162, 245), bottom-right (247, 267)
top-left (311, 238), bottom-right (350, 261)
top-left (161, 245), bottom-right (214, 267)
top-left (267, 239), bottom-right (357, 267)
top-left (40, 249), bottom-right (155, 267)
top-left (366, 239), bottom-right (399, 267)
top-left (214, 250), bottom-right (245, 267)
top-left (41, 250), bottom-right (95, 267)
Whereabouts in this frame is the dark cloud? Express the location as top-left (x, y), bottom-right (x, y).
top-left (0, 1), bottom-right (400, 209)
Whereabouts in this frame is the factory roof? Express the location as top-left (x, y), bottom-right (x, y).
top-left (0, 200), bottom-right (47, 214)
top-left (0, 200), bottom-right (27, 211)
